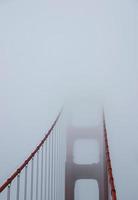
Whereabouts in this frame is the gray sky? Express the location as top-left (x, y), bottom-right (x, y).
top-left (0, 0), bottom-right (138, 199)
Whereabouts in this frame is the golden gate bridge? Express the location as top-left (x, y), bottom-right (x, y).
top-left (0, 109), bottom-right (116, 200)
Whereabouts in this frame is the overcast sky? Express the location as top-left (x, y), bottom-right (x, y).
top-left (0, 0), bottom-right (138, 199)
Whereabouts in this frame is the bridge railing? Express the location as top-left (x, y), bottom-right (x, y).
top-left (0, 111), bottom-right (66, 200)
top-left (103, 116), bottom-right (117, 200)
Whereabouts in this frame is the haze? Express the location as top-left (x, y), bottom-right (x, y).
top-left (0, 0), bottom-right (138, 199)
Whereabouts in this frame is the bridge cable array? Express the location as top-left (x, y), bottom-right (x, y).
top-left (0, 110), bottom-right (66, 200)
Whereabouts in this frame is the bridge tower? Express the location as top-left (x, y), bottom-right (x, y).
top-left (65, 125), bottom-right (108, 200)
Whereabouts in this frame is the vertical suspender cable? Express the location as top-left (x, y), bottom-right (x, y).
top-left (54, 126), bottom-right (57, 200)
top-left (59, 125), bottom-right (62, 200)
top-left (57, 125), bottom-right (59, 200)
top-left (58, 125), bottom-right (60, 200)
top-left (56, 126), bottom-right (58, 200)
top-left (53, 129), bottom-right (56, 200)
top-left (16, 174), bottom-right (20, 200)
top-left (60, 124), bottom-right (63, 200)
top-left (24, 165), bottom-right (28, 200)
top-left (50, 134), bottom-right (52, 200)
top-left (55, 126), bottom-right (58, 200)
top-left (51, 130), bottom-right (54, 200)
top-left (62, 122), bottom-right (66, 199)
top-left (54, 129), bottom-right (56, 200)
top-left (46, 140), bottom-right (49, 200)
top-left (7, 184), bottom-right (11, 200)
top-left (58, 126), bottom-right (61, 199)
top-left (30, 158), bottom-right (34, 200)
top-left (40, 145), bottom-right (44, 200)
top-left (47, 137), bottom-right (50, 200)
top-left (44, 142), bottom-right (47, 200)
top-left (36, 151), bottom-right (39, 200)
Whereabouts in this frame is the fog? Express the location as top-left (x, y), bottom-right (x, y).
top-left (0, 0), bottom-right (138, 199)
